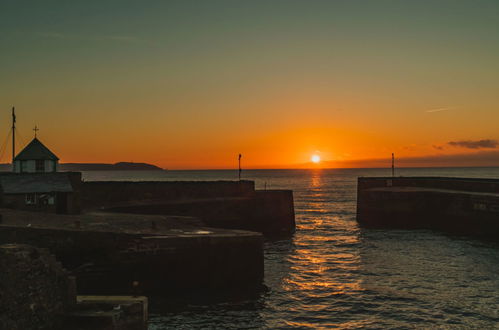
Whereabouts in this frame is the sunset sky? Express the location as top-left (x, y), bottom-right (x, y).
top-left (1, 1), bottom-right (498, 169)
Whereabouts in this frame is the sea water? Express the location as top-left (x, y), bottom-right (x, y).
top-left (83, 168), bottom-right (499, 329)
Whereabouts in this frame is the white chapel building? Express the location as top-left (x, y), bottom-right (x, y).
top-left (12, 137), bottom-right (59, 173)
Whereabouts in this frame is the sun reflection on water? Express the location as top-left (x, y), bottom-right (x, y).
top-left (271, 168), bottom-right (365, 323)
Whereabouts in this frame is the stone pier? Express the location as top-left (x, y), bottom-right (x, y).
top-left (81, 180), bottom-right (296, 237)
top-left (357, 177), bottom-right (499, 238)
top-left (0, 209), bottom-right (264, 295)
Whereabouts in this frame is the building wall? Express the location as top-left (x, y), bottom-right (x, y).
top-left (13, 160), bottom-right (58, 173)
top-left (0, 172), bottom-right (81, 214)
top-left (3, 193), bottom-right (57, 213)
top-left (45, 160), bottom-right (57, 172)
top-left (1, 192), bottom-right (79, 214)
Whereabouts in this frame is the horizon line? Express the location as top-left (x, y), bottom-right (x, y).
top-left (2, 164), bottom-right (499, 171)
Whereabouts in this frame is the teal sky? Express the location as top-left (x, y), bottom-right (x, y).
top-left (1, 1), bottom-right (498, 168)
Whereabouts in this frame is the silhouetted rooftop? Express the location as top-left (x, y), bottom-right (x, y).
top-left (14, 138), bottom-right (59, 161)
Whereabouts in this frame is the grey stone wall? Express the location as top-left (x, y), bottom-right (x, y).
top-left (356, 177), bottom-right (499, 237)
top-left (0, 244), bottom-right (72, 330)
top-left (0, 226), bottom-right (264, 295)
top-left (81, 180), bottom-right (256, 209)
top-left (103, 190), bottom-right (296, 237)
top-left (358, 176), bottom-right (499, 193)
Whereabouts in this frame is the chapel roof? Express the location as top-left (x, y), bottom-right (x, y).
top-left (14, 138), bottom-right (59, 161)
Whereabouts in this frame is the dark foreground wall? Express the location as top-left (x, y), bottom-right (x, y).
top-left (0, 244), bottom-right (73, 330)
top-left (357, 177), bottom-right (499, 238)
top-left (0, 225), bottom-right (264, 295)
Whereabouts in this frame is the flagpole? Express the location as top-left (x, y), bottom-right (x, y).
top-left (392, 153), bottom-right (395, 177)
top-left (238, 154), bottom-right (242, 181)
top-left (12, 107), bottom-right (16, 163)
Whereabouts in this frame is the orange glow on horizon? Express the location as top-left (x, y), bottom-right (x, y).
top-left (5, 122), bottom-right (497, 170)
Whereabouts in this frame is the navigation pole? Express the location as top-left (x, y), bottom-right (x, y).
top-left (391, 153), bottom-right (395, 177)
top-left (12, 107), bottom-right (16, 163)
top-left (238, 154), bottom-right (242, 181)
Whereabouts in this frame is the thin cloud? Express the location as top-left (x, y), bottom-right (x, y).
top-left (426, 106), bottom-right (454, 113)
top-left (448, 139), bottom-right (498, 149)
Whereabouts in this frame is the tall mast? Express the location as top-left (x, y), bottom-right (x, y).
top-left (12, 107), bottom-right (16, 163)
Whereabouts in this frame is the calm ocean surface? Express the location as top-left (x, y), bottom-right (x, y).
top-left (83, 168), bottom-right (499, 329)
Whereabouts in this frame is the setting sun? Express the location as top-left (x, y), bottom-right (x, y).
top-left (311, 155), bottom-right (321, 163)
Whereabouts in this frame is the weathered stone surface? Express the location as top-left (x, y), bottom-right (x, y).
top-left (65, 296), bottom-right (148, 330)
top-left (357, 177), bottom-right (499, 238)
top-left (81, 180), bottom-right (296, 237)
top-left (0, 244), bottom-right (71, 330)
top-left (81, 180), bottom-right (256, 209)
top-left (0, 209), bottom-right (264, 295)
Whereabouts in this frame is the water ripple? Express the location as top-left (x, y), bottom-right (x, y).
top-left (140, 168), bottom-right (499, 329)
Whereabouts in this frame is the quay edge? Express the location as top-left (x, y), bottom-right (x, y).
top-left (0, 209), bottom-right (264, 295)
top-left (81, 180), bottom-right (296, 237)
top-left (357, 176), bottom-right (499, 239)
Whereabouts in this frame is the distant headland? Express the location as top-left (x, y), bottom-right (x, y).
top-left (0, 162), bottom-right (164, 171)
top-left (61, 162), bottom-right (165, 171)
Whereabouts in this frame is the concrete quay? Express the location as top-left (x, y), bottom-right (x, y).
top-left (65, 296), bottom-right (148, 330)
top-left (357, 177), bottom-right (499, 238)
top-left (0, 209), bottom-right (264, 295)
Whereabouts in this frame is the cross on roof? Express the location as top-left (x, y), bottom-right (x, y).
top-left (33, 125), bottom-right (39, 138)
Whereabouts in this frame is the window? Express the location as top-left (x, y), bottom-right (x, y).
top-left (26, 193), bottom-right (36, 205)
top-left (36, 160), bottom-right (45, 172)
top-left (38, 194), bottom-right (55, 205)
top-left (21, 161), bottom-right (28, 173)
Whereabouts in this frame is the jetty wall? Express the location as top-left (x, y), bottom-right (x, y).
top-left (81, 180), bottom-right (296, 236)
top-left (358, 176), bottom-right (499, 193)
top-left (103, 190), bottom-right (295, 236)
top-left (357, 177), bottom-right (499, 237)
top-left (0, 224), bottom-right (264, 295)
top-left (81, 180), bottom-right (255, 209)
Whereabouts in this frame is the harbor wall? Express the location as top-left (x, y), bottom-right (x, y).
top-left (99, 190), bottom-right (295, 236)
top-left (81, 180), bottom-right (255, 209)
top-left (0, 244), bottom-right (74, 330)
top-left (81, 180), bottom-right (296, 236)
top-left (0, 224), bottom-right (264, 295)
top-left (357, 177), bottom-right (499, 238)
top-left (357, 176), bottom-right (499, 193)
